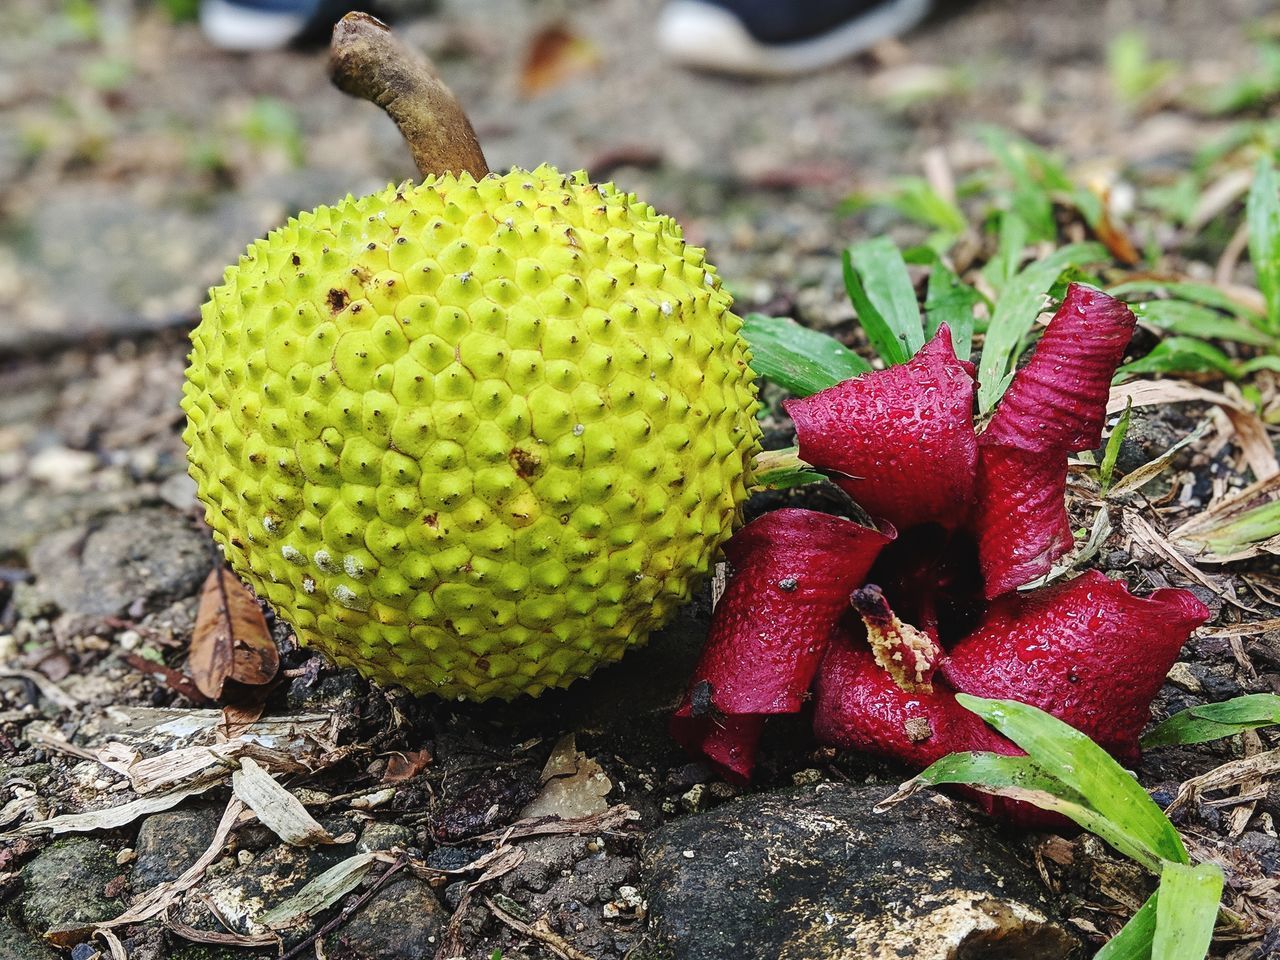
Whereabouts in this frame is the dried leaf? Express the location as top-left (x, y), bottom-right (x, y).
top-left (231, 757), bottom-right (336, 847)
top-left (520, 734), bottom-right (612, 821)
top-left (121, 650), bottom-right (213, 705)
top-left (382, 748), bottom-right (432, 783)
top-left (256, 853), bottom-right (379, 930)
top-left (0, 780), bottom-right (219, 839)
top-left (0, 668), bottom-right (79, 710)
top-left (519, 23), bottom-right (599, 97)
top-left (189, 567), bottom-right (279, 700)
top-left (1171, 474), bottom-right (1280, 562)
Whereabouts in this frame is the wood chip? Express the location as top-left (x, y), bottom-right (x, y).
top-left (231, 757), bottom-right (337, 847)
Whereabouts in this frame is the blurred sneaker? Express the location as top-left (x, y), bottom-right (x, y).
top-left (658, 0), bottom-right (932, 76)
top-left (199, 0), bottom-right (390, 50)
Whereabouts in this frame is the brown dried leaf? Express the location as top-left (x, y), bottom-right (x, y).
top-left (189, 567), bottom-right (279, 700)
top-left (519, 23), bottom-right (600, 97)
top-left (382, 748), bottom-right (433, 783)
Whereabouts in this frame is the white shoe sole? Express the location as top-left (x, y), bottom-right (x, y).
top-left (657, 0), bottom-right (932, 76)
top-left (199, 0), bottom-right (309, 51)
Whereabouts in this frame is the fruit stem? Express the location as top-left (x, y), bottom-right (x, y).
top-left (329, 11), bottom-right (490, 180)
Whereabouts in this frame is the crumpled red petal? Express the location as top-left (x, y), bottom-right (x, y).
top-left (813, 630), bottom-right (1013, 769)
top-left (940, 570), bottom-right (1210, 761)
top-left (785, 326), bottom-right (978, 531)
top-left (976, 285), bottom-right (1137, 596)
top-left (973, 446), bottom-right (1074, 598)
top-left (671, 508), bottom-right (891, 783)
top-left (982, 284), bottom-right (1137, 453)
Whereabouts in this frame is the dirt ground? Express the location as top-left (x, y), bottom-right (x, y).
top-left (1, 1), bottom-right (1278, 958)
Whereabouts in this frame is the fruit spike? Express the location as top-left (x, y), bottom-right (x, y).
top-left (182, 166), bottom-right (763, 699)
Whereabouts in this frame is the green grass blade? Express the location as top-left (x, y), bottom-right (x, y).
top-left (1099, 398), bottom-right (1133, 496)
top-left (1197, 498), bottom-right (1280, 553)
top-left (977, 245), bottom-right (1108, 413)
top-left (750, 446), bottom-right (825, 491)
top-left (1152, 861), bottom-right (1223, 960)
top-left (1133, 299), bottom-right (1276, 347)
top-left (1142, 694), bottom-right (1280, 748)
top-left (1114, 337), bottom-right (1244, 380)
top-left (740, 314), bottom-right (871, 397)
top-left (1246, 157), bottom-right (1280, 334)
top-left (911, 750), bottom-right (1167, 872)
top-left (1107, 281), bottom-right (1264, 322)
top-left (1096, 891), bottom-right (1159, 960)
top-left (844, 238), bottom-right (925, 365)
top-left (925, 259), bottom-right (982, 360)
top-left (956, 695), bottom-right (1188, 866)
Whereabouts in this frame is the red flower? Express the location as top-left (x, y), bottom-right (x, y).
top-left (672, 284), bottom-right (1209, 793)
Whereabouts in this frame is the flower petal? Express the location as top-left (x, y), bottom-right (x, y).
top-left (785, 326), bottom-right (978, 530)
top-left (973, 446), bottom-right (1073, 597)
top-left (671, 508), bottom-right (891, 782)
top-left (940, 570), bottom-right (1210, 761)
top-left (976, 285), bottom-right (1137, 595)
top-left (812, 630), bottom-right (1012, 768)
top-left (982, 283), bottom-right (1137, 453)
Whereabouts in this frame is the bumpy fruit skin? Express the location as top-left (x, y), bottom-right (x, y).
top-left (182, 165), bottom-right (761, 700)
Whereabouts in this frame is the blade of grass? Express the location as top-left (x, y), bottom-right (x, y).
top-left (750, 446), bottom-right (825, 491)
top-left (924, 259), bottom-right (982, 360)
top-left (1142, 693), bottom-right (1280, 748)
top-left (844, 238), bottom-right (925, 365)
top-left (1107, 281), bottom-right (1264, 322)
top-left (956, 695), bottom-right (1188, 865)
top-left (1095, 891), bottom-right (1159, 960)
top-left (1114, 338), bottom-right (1244, 381)
top-left (740, 314), bottom-right (871, 397)
top-left (977, 245), bottom-right (1108, 413)
top-left (1152, 861), bottom-right (1223, 960)
top-left (907, 750), bottom-right (1168, 872)
top-left (1099, 398), bottom-right (1133, 496)
top-left (1246, 157), bottom-right (1280, 334)
top-left (1133, 300), bottom-right (1276, 347)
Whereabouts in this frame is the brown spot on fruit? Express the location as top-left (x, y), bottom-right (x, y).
top-left (423, 513), bottom-right (439, 527)
top-left (509, 447), bottom-right (540, 479)
top-left (327, 288), bottom-right (349, 313)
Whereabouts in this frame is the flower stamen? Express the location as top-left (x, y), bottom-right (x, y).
top-left (851, 584), bottom-right (942, 692)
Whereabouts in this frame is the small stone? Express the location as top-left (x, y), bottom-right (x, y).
top-left (133, 808), bottom-right (221, 889)
top-left (115, 848), bottom-right (135, 866)
top-left (27, 509), bottom-right (209, 617)
top-left (1165, 662), bottom-right (1201, 693)
top-left (791, 768), bottom-right (823, 786)
top-left (116, 629), bottom-right (142, 651)
top-left (28, 446), bottom-right (98, 491)
top-left (358, 822), bottom-right (415, 854)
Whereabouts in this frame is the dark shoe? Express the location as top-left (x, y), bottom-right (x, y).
top-left (658, 0), bottom-right (932, 76)
top-left (200, 0), bottom-right (391, 50)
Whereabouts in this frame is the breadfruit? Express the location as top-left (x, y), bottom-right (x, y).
top-left (182, 165), bottom-right (761, 699)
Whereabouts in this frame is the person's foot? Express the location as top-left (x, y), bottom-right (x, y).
top-left (657, 0), bottom-right (933, 77)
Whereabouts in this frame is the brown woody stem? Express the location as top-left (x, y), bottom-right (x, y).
top-left (329, 11), bottom-right (489, 179)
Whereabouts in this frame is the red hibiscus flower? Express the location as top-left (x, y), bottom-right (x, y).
top-left (672, 283), bottom-right (1210, 792)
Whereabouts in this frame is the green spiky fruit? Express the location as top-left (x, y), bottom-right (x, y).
top-left (182, 165), bottom-right (761, 700)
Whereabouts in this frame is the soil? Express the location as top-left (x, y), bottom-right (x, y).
top-left (1, 1), bottom-right (1278, 959)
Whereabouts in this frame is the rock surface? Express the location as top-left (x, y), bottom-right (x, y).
top-left (323, 876), bottom-right (448, 960)
top-left (26, 508), bottom-right (209, 617)
top-left (0, 915), bottom-right (58, 960)
top-left (639, 783), bottom-right (1080, 960)
top-left (20, 837), bottom-right (126, 935)
top-left (133, 807), bottom-right (223, 889)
